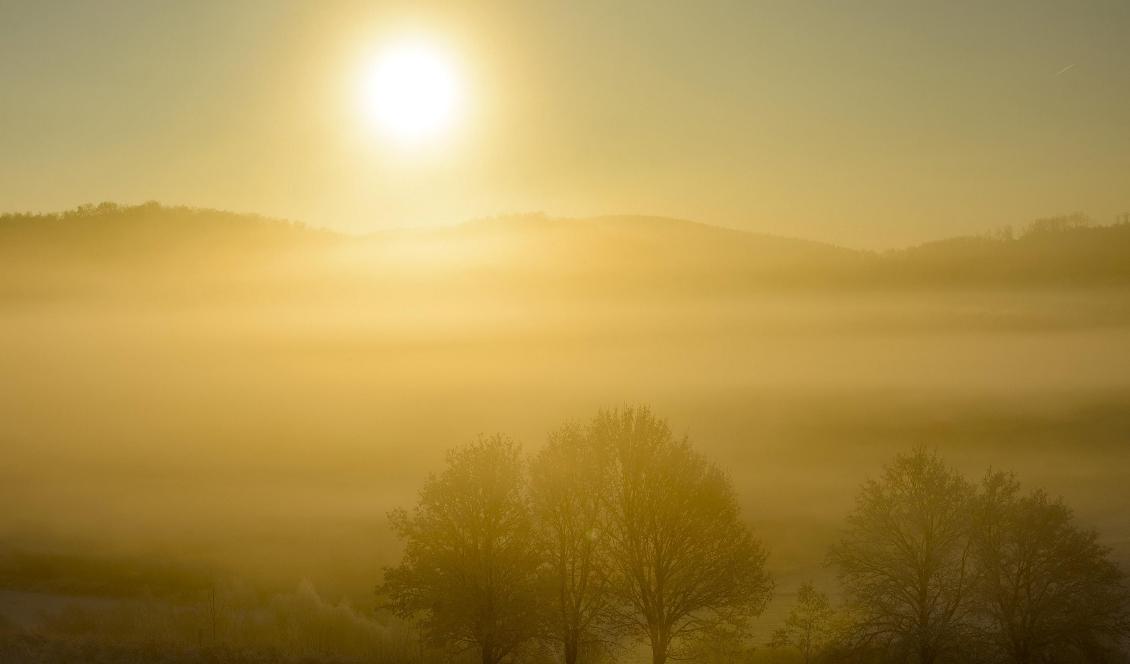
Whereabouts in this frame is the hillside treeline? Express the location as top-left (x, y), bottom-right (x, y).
top-left (381, 407), bottom-right (1130, 664)
top-left (4, 204), bottom-right (1130, 300)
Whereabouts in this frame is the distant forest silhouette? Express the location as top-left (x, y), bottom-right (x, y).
top-left (4, 203), bottom-right (1130, 294)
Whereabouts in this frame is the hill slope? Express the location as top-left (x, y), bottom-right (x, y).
top-left (4, 203), bottom-right (1130, 301)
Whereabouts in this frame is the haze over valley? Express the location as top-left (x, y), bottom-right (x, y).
top-left (3, 205), bottom-right (1129, 608)
top-left (4, 2), bottom-right (1130, 661)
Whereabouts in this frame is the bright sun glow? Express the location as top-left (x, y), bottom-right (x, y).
top-left (361, 39), bottom-right (461, 145)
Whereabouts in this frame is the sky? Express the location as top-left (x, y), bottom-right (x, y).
top-left (1, 0), bottom-right (1128, 248)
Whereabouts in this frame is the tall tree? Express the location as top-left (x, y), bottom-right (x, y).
top-left (593, 407), bottom-right (773, 664)
top-left (769, 582), bottom-right (837, 664)
top-left (530, 422), bottom-right (618, 664)
top-left (829, 447), bottom-right (976, 664)
top-left (972, 472), bottom-right (1130, 663)
top-left (380, 435), bottom-right (543, 664)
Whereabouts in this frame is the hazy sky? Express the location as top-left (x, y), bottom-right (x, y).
top-left (1, 0), bottom-right (1128, 247)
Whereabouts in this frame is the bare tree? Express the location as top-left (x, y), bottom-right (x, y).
top-left (828, 447), bottom-right (976, 664)
top-left (769, 582), bottom-right (837, 664)
top-left (592, 407), bottom-right (773, 664)
top-left (530, 422), bottom-right (618, 664)
top-left (972, 472), bottom-right (1130, 663)
top-left (380, 435), bottom-right (543, 664)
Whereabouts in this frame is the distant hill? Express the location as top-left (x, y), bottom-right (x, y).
top-left (0, 203), bottom-right (341, 301)
top-left (456, 214), bottom-right (860, 272)
top-left (358, 213), bottom-right (868, 294)
top-left (0, 202), bottom-right (337, 264)
top-left (879, 222), bottom-right (1130, 287)
top-left (3, 203), bottom-right (1130, 301)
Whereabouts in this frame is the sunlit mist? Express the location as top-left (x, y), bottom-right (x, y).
top-left (2, 3), bottom-right (1130, 663)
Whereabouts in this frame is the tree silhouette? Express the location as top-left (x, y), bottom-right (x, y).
top-left (530, 421), bottom-right (619, 664)
top-left (828, 448), bottom-right (976, 664)
top-left (769, 582), bottom-right (837, 664)
top-left (379, 435), bottom-right (543, 664)
top-left (972, 471), bottom-right (1130, 662)
top-left (592, 407), bottom-right (773, 664)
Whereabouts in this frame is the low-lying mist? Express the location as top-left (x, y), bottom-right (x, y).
top-left (2, 204), bottom-right (1130, 658)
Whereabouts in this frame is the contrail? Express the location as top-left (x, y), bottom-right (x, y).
top-left (1056, 64), bottom-right (1076, 76)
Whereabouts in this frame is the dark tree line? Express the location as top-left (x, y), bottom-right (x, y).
top-left (380, 413), bottom-right (1130, 664)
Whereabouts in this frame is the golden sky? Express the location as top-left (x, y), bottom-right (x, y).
top-left (1, 0), bottom-right (1128, 247)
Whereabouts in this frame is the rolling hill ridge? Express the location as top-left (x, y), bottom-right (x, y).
top-left (3, 203), bottom-right (1130, 301)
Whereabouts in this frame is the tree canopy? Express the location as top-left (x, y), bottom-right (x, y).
top-left (380, 435), bottom-right (544, 664)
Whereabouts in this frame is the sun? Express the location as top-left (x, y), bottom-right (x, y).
top-left (360, 38), bottom-right (462, 145)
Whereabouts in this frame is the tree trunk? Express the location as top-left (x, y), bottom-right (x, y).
top-left (1015, 643), bottom-right (1031, 664)
top-left (564, 639), bottom-right (578, 664)
top-left (651, 629), bottom-right (668, 664)
top-left (918, 643), bottom-right (936, 664)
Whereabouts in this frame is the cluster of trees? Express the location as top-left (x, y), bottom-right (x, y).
top-left (379, 407), bottom-right (772, 664)
top-left (1022, 212), bottom-right (1093, 237)
top-left (380, 408), bottom-right (1130, 664)
top-left (983, 213), bottom-right (1094, 242)
top-left (775, 449), bottom-right (1130, 663)
top-left (0, 202), bottom-right (322, 251)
